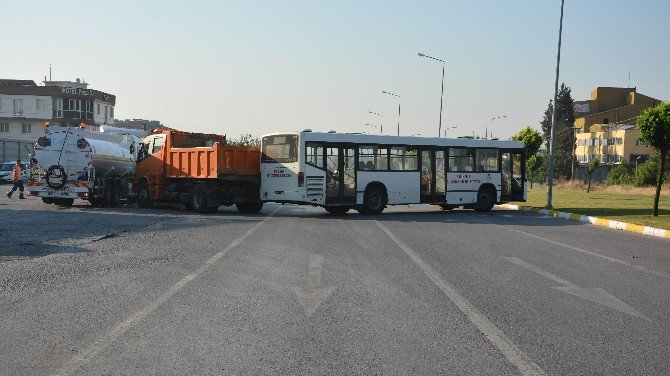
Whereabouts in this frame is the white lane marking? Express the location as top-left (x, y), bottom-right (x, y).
top-left (461, 213), bottom-right (670, 281)
top-left (504, 257), bottom-right (578, 288)
top-left (374, 220), bottom-right (546, 376)
top-left (504, 257), bottom-right (648, 320)
top-left (291, 254), bottom-right (337, 317)
top-left (54, 208), bottom-right (279, 376)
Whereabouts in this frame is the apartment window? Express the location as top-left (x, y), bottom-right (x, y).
top-left (109, 107), bottom-right (114, 118)
top-left (97, 103), bottom-right (101, 115)
top-left (36, 99), bottom-right (46, 111)
top-left (21, 123), bottom-right (31, 133)
top-left (53, 98), bottom-right (63, 117)
top-left (0, 123), bottom-right (8, 133)
top-left (13, 99), bottom-right (23, 116)
top-left (603, 118), bottom-right (609, 124)
top-left (0, 98), bottom-right (3, 111)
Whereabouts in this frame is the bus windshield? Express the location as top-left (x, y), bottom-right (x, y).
top-left (262, 134), bottom-right (298, 163)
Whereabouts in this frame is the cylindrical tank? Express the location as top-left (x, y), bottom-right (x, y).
top-left (33, 127), bottom-right (140, 189)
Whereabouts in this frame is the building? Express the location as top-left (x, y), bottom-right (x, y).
top-left (572, 87), bottom-right (663, 181)
top-left (575, 123), bottom-right (650, 165)
top-left (0, 78), bottom-right (115, 163)
top-left (573, 87), bottom-right (662, 132)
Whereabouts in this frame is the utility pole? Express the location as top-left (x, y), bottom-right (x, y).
top-left (382, 91), bottom-right (401, 136)
top-left (546, 0), bottom-right (565, 209)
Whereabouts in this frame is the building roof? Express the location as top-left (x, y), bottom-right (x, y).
top-left (0, 79), bottom-right (37, 86)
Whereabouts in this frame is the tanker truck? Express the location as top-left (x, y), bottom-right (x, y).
top-left (26, 125), bottom-right (143, 207)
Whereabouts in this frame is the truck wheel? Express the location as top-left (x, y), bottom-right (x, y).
top-left (42, 197), bottom-right (54, 205)
top-left (361, 186), bottom-right (387, 215)
top-left (474, 186), bottom-right (496, 212)
top-left (190, 184), bottom-right (210, 213)
top-left (236, 202), bottom-right (263, 214)
top-left (137, 180), bottom-right (153, 208)
top-left (324, 206), bottom-right (350, 215)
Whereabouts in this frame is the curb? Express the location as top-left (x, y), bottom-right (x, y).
top-left (500, 204), bottom-right (670, 240)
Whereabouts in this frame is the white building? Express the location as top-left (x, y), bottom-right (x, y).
top-left (0, 78), bottom-right (116, 162)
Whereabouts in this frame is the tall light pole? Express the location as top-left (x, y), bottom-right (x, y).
top-left (490, 115), bottom-right (507, 139)
top-left (369, 111), bottom-right (383, 134)
top-left (418, 52), bottom-right (445, 137)
top-left (382, 90), bottom-right (400, 136)
top-left (546, 0), bottom-right (565, 210)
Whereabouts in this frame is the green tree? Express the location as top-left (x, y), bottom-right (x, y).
top-left (636, 102), bottom-right (670, 216)
top-left (527, 154), bottom-right (544, 189)
top-left (511, 126), bottom-right (543, 158)
top-left (228, 133), bottom-right (260, 147)
top-left (587, 158), bottom-right (600, 193)
top-left (540, 83), bottom-right (576, 178)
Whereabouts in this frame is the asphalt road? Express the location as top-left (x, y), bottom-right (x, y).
top-left (1, 195), bottom-right (670, 375)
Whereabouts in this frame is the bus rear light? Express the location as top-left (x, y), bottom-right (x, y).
top-left (298, 172), bottom-right (305, 187)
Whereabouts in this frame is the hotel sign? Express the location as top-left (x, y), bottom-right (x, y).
top-left (61, 87), bottom-right (96, 96)
top-left (574, 103), bottom-right (590, 113)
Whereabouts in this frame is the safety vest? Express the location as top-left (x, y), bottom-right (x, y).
top-left (12, 164), bottom-right (21, 180)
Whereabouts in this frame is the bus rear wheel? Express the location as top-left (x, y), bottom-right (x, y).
top-left (474, 186), bottom-right (496, 212)
top-left (324, 206), bottom-right (350, 215)
top-left (361, 186), bottom-right (387, 215)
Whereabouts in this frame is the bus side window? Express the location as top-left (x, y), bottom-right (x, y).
top-left (306, 142), bottom-right (324, 169)
top-left (475, 149), bottom-right (499, 172)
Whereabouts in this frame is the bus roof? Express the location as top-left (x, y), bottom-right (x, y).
top-left (262, 131), bottom-right (524, 149)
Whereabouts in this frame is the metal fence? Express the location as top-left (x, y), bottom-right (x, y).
top-left (0, 139), bottom-right (35, 164)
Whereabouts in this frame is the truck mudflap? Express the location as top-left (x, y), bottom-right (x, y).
top-left (26, 182), bottom-right (91, 199)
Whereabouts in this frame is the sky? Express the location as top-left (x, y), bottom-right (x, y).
top-left (1, 0), bottom-right (668, 140)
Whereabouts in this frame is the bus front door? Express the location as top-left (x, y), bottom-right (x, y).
top-left (326, 146), bottom-right (356, 205)
top-left (501, 150), bottom-right (525, 202)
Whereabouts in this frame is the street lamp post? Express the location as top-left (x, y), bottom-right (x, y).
top-left (443, 126), bottom-right (457, 138)
top-left (418, 52), bottom-right (446, 137)
top-left (546, 0), bottom-right (566, 210)
top-left (382, 90), bottom-right (401, 136)
top-left (369, 111), bottom-right (383, 134)
top-left (489, 115), bottom-right (507, 139)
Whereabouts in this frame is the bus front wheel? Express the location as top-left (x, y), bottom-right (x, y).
top-left (361, 186), bottom-right (387, 215)
top-left (474, 187), bottom-right (496, 212)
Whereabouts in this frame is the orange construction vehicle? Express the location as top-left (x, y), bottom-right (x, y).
top-left (133, 130), bottom-right (263, 213)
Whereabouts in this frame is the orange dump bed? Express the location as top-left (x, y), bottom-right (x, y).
top-left (166, 143), bottom-right (260, 179)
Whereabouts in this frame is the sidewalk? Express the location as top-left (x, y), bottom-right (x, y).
top-left (500, 203), bottom-right (670, 239)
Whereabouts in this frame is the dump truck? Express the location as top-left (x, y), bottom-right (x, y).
top-left (27, 125), bottom-right (142, 206)
top-left (133, 130), bottom-right (263, 213)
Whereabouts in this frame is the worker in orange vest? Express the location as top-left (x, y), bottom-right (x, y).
top-left (6, 159), bottom-right (25, 199)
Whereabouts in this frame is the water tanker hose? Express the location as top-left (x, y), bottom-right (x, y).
top-left (46, 165), bottom-right (67, 190)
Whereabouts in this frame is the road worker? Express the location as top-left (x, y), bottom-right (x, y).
top-left (6, 159), bottom-right (25, 199)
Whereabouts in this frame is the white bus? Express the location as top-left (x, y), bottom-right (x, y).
top-left (260, 131), bottom-right (526, 214)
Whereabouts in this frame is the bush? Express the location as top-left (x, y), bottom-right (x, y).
top-left (607, 161), bottom-right (634, 186)
top-left (634, 156), bottom-right (660, 187)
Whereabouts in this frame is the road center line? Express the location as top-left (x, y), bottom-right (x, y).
top-left (373, 220), bottom-right (547, 376)
top-left (54, 208), bottom-right (279, 376)
top-left (460, 213), bottom-right (670, 281)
